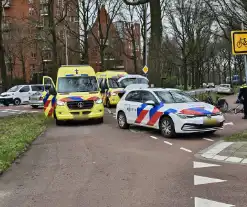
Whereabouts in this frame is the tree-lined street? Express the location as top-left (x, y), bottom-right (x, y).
top-left (0, 97), bottom-right (247, 206)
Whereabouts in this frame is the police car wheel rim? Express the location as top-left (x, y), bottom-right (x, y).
top-left (118, 114), bottom-right (126, 127)
top-left (161, 120), bottom-right (172, 135)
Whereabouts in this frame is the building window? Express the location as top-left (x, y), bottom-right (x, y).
top-left (31, 52), bottom-right (36, 59)
top-left (28, 0), bottom-right (34, 4)
top-left (29, 8), bottom-right (35, 16)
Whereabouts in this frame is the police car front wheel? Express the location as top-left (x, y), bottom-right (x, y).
top-left (117, 111), bottom-right (129, 129)
top-left (159, 117), bottom-right (176, 138)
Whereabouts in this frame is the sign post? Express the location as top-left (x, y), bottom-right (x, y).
top-left (231, 26), bottom-right (247, 84)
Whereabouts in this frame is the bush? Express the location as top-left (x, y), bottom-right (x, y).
top-left (161, 76), bottom-right (177, 88)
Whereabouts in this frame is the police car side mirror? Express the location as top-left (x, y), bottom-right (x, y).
top-left (145, 100), bottom-right (156, 106)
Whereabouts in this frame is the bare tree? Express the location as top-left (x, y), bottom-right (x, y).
top-left (123, 0), bottom-right (163, 86)
top-left (119, 5), bottom-right (141, 73)
top-left (90, 0), bottom-right (123, 71)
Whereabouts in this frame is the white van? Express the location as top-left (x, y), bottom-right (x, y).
top-left (0, 84), bottom-right (43, 106)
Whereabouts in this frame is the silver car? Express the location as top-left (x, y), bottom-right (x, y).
top-left (29, 85), bottom-right (50, 108)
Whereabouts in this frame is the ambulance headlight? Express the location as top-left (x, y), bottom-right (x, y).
top-left (95, 99), bottom-right (103, 104)
top-left (57, 100), bottom-right (65, 106)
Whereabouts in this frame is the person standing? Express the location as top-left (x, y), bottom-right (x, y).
top-left (238, 84), bottom-right (247, 119)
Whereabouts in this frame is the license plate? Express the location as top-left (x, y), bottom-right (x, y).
top-left (203, 118), bottom-right (217, 125)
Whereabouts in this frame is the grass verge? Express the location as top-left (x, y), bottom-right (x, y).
top-left (0, 113), bottom-right (49, 173)
top-left (224, 130), bottom-right (247, 142)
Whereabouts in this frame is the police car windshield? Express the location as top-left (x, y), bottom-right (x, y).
top-left (108, 78), bottom-right (121, 88)
top-left (155, 90), bottom-right (198, 103)
top-left (120, 78), bottom-right (148, 88)
top-left (57, 76), bottom-right (99, 93)
top-left (7, 85), bottom-right (22, 92)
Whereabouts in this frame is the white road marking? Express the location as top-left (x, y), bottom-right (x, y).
top-left (194, 175), bottom-right (226, 186)
top-left (0, 111), bottom-right (9, 113)
top-left (30, 111), bottom-right (39, 113)
top-left (4, 109), bottom-right (20, 111)
top-left (106, 108), bottom-right (112, 114)
top-left (224, 122), bottom-right (234, 126)
top-left (150, 136), bottom-right (158, 140)
top-left (194, 197), bottom-right (235, 207)
top-left (203, 138), bottom-right (214, 142)
top-left (180, 147), bottom-right (192, 153)
top-left (193, 161), bottom-right (220, 169)
top-left (164, 141), bottom-right (172, 145)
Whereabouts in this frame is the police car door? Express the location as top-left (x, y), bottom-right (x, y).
top-left (140, 91), bottom-right (161, 127)
top-left (125, 90), bottom-right (142, 124)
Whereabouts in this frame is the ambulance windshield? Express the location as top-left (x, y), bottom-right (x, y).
top-left (57, 76), bottom-right (99, 93)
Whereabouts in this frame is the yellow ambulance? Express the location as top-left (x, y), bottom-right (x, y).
top-left (96, 71), bottom-right (127, 107)
top-left (42, 65), bottom-right (104, 125)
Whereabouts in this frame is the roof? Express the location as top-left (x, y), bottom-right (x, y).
top-left (118, 74), bottom-right (148, 82)
top-left (127, 87), bottom-right (181, 92)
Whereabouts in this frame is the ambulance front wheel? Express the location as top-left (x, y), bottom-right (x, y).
top-left (55, 118), bottom-right (64, 126)
top-left (96, 117), bottom-right (104, 124)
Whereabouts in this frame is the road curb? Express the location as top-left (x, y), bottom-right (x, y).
top-left (195, 140), bottom-right (247, 166)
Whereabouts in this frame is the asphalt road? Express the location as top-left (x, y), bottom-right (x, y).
top-left (0, 105), bottom-right (41, 117)
top-left (0, 95), bottom-right (247, 207)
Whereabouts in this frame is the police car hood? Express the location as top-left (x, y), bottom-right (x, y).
top-left (57, 91), bottom-right (101, 102)
top-left (164, 102), bottom-right (220, 115)
top-left (0, 92), bottom-right (12, 97)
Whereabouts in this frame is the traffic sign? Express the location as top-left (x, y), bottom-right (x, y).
top-left (231, 30), bottom-right (247, 55)
top-left (142, 65), bottom-right (148, 74)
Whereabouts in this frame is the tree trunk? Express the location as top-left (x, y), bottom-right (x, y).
top-left (143, 4), bottom-right (147, 67)
top-left (0, 2), bottom-right (8, 90)
top-left (228, 52), bottom-right (232, 85)
top-left (83, 30), bottom-right (89, 64)
top-left (148, 0), bottom-right (162, 86)
top-left (100, 48), bottom-right (105, 71)
top-left (48, 0), bottom-right (58, 80)
top-left (20, 50), bottom-right (26, 83)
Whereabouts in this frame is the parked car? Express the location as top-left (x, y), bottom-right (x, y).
top-left (29, 84), bottom-right (50, 108)
top-left (0, 85), bottom-right (43, 106)
top-left (207, 83), bottom-right (215, 88)
top-left (216, 84), bottom-right (234, 94)
top-left (116, 87), bottom-right (225, 138)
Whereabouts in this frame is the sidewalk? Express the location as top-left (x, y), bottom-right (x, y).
top-left (197, 141), bottom-right (247, 164)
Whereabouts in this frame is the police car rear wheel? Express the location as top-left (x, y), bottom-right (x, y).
top-left (117, 112), bottom-right (129, 129)
top-left (159, 117), bottom-right (176, 138)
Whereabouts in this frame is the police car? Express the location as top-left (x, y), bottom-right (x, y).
top-left (116, 87), bottom-right (225, 138)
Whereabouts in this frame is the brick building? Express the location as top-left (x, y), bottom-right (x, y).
top-left (2, 0), bottom-right (80, 84)
top-left (88, 5), bottom-right (141, 73)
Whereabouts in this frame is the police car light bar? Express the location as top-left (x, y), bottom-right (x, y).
top-left (124, 84), bottom-right (149, 91)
